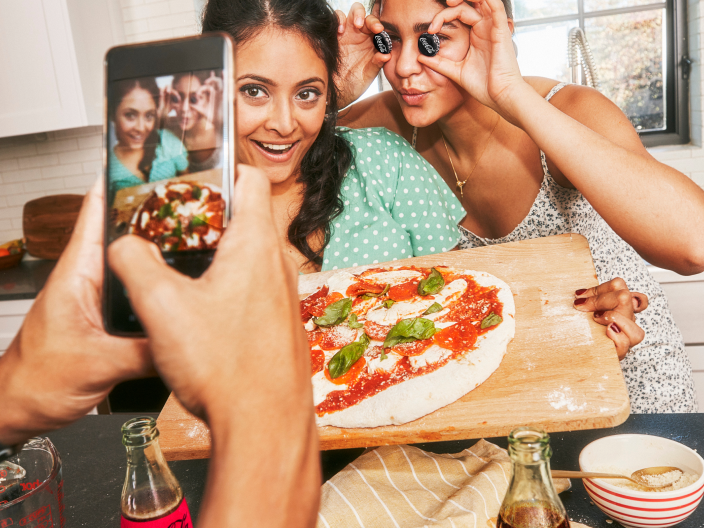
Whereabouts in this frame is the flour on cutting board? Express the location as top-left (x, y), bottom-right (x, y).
top-left (547, 386), bottom-right (588, 412)
top-left (540, 291), bottom-right (593, 346)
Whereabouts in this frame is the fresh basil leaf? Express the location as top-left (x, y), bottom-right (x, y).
top-left (380, 350), bottom-right (388, 361)
top-left (359, 284), bottom-right (390, 300)
top-left (348, 313), bottom-right (364, 329)
top-left (328, 333), bottom-right (370, 379)
top-left (191, 214), bottom-right (207, 228)
top-left (172, 220), bottom-right (182, 240)
top-left (383, 299), bottom-right (396, 309)
top-left (418, 268), bottom-right (445, 296)
top-left (383, 318), bottom-right (437, 349)
top-left (158, 203), bottom-right (173, 220)
top-left (481, 312), bottom-right (503, 329)
top-left (313, 298), bottom-right (352, 327)
top-left (423, 302), bottom-right (443, 315)
top-left (192, 185), bottom-right (202, 200)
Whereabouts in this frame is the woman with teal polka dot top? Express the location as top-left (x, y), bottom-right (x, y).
top-left (204, 0), bottom-right (464, 274)
top-left (324, 127), bottom-right (464, 271)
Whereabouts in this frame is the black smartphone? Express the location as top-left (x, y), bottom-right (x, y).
top-left (103, 33), bottom-right (235, 336)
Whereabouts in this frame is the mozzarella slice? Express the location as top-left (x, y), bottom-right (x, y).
top-left (327, 271), bottom-right (357, 297)
top-left (408, 345), bottom-right (452, 369)
top-left (367, 351), bottom-right (403, 373)
top-left (312, 370), bottom-right (347, 406)
top-left (155, 185), bottom-right (167, 199)
top-left (363, 269), bottom-right (423, 286)
top-left (304, 319), bottom-right (316, 332)
top-left (203, 228), bottom-right (221, 245)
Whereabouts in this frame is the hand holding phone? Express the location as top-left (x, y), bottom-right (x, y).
top-left (103, 34), bottom-right (235, 335)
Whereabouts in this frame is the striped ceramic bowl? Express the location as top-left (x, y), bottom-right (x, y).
top-left (579, 434), bottom-right (704, 527)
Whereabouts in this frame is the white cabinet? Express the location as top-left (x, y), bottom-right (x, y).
top-left (0, 0), bottom-right (124, 138)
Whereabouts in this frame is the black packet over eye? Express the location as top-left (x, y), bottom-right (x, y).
top-left (418, 33), bottom-right (440, 57)
top-left (373, 31), bottom-right (392, 54)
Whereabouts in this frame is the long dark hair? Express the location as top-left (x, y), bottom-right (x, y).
top-left (203, 0), bottom-right (353, 266)
top-left (109, 78), bottom-right (161, 178)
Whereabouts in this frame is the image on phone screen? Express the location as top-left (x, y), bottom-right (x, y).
top-left (107, 69), bottom-right (226, 254)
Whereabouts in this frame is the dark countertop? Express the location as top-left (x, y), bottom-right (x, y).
top-left (0, 259), bottom-right (55, 301)
top-left (45, 413), bottom-right (704, 527)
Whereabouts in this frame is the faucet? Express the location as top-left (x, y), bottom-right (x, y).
top-left (568, 28), bottom-right (600, 90)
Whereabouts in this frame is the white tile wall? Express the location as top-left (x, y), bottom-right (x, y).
top-left (0, 0), bottom-right (701, 244)
top-left (0, 0), bottom-right (200, 245)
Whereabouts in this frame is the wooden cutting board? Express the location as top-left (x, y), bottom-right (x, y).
top-left (23, 194), bottom-right (84, 260)
top-left (157, 234), bottom-right (631, 461)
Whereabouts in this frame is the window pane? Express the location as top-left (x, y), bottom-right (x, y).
top-left (329, 0), bottom-right (360, 13)
top-left (515, 20), bottom-right (579, 83)
top-left (585, 9), bottom-right (665, 131)
top-left (585, 0), bottom-right (662, 12)
top-left (514, 0), bottom-right (578, 22)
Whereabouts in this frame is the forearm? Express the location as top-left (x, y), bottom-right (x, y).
top-left (198, 403), bottom-right (321, 528)
top-left (501, 84), bottom-right (704, 273)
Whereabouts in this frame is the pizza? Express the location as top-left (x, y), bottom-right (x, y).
top-left (301, 266), bottom-right (515, 428)
top-left (130, 181), bottom-right (224, 252)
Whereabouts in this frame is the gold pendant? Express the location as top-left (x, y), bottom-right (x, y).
top-left (456, 180), bottom-right (466, 198)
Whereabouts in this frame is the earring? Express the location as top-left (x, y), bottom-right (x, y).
top-left (512, 39), bottom-right (518, 57)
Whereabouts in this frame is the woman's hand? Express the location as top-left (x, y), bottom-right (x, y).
top-left (158, 85), bottom-right (176, 126)
top-left (419, 0), bottom-right (526, 117)
top-left (194, 71), bottom-right (224, 130)
top-left (335, 2), bottom-right (390, 108)
top-left (573, 278), bottom-right (648, 360)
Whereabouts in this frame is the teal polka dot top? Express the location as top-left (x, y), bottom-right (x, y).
top-left (323, 127), bottom-right (466, 271)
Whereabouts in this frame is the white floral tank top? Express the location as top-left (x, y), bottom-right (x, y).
top-left (415, 82), bottom-right (697, 413)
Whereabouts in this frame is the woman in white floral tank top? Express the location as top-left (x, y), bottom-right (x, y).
top-left (335, 0), bottom-right (704, 412)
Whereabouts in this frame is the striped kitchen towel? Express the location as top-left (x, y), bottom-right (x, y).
top-left (317, 439), bottom-right (577, 528)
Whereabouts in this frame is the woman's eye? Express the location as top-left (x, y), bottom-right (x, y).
top-left (437, 34), bottom-right (450, 42)
top-left (388, 34), bottom-right (401, 43)
top-left (189, 94), bottom-right (198, 105)
top-left (297, 89), bottom-right (321, 102)
top-left (125, 112), bottom-right (137, 119)
top-left (241, 85), bottom-right (266, 98)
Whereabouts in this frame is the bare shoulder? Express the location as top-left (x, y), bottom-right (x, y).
top-left (338, 91), bottom-right (414, 141)
top-left (525, 77), bottom-right (651, 158)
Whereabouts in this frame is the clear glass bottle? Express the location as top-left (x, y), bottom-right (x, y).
top-left (120, 417), bottom-right (193, 527)
top-left (497, 427), bottom-right (570, 528)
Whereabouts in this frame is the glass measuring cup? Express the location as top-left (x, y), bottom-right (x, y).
top-left (0, 438), bottom-right (65, 528)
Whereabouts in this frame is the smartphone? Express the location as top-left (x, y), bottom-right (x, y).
top-left (103, 33), bottom-right (235, 336)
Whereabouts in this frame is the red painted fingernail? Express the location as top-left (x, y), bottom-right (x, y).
top-left (594, 311), bottom-right (605, 318)
top-left (575, 289), bottom-right (587, 296)
top-left (574, 298), bottom-right (587, 306)
top-left (610, 323), bottom-right (621, 334)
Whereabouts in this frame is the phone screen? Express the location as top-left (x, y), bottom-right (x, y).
top-left (104, 35), bottom-right (234, 335)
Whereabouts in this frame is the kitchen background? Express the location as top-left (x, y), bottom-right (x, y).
top-left (0, 0), bottom-right (702, 406)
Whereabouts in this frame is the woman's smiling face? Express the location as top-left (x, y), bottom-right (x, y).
top-left (380, 0), bottom-right (471, 127)
top-left (236, 26), bottom-right (328, 185)
top-left (114, 85), bottom-right (157, 149)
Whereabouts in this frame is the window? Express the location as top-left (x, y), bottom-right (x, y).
top-left (514, 0), bottom-right (691, 146)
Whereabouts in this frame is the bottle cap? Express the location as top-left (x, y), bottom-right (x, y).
top-left (418, 33), bottom-right (440, 57)
top-left (373, 31), bottom-right (392, 54)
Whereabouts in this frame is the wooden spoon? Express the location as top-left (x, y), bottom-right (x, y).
top-left (552, 467), bottom-right (684, 490)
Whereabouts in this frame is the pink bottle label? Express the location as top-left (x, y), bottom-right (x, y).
top-left (121, 498), bottom-right (192, 527)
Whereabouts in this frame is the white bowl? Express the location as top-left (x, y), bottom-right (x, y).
top-left (579, 434), bottom-right (704, 527)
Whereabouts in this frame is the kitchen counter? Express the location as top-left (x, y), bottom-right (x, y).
top-left (46, 413), bottom-right (704, 527)
top-left (0, 259), bottom-right (55, 301)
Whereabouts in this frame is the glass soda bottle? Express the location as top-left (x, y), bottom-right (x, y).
top-left (497, 427), bottom-right (570, 528)
top-left (120, 417), bottom-right (193, 527)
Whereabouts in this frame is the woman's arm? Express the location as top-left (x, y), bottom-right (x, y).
top-left (502, 83), bottom-right (704, 275)
top-left (421, 0), bottom-right (704, 275)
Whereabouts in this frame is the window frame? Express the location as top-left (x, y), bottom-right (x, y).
top-left (514, 0), bottom-right (690, 147)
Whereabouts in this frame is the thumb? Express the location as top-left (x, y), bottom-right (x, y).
top-left (108, 235), bottom-right (185, 320)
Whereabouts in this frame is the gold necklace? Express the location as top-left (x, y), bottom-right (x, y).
top-left (441, 116), bottom-right (500, 198)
